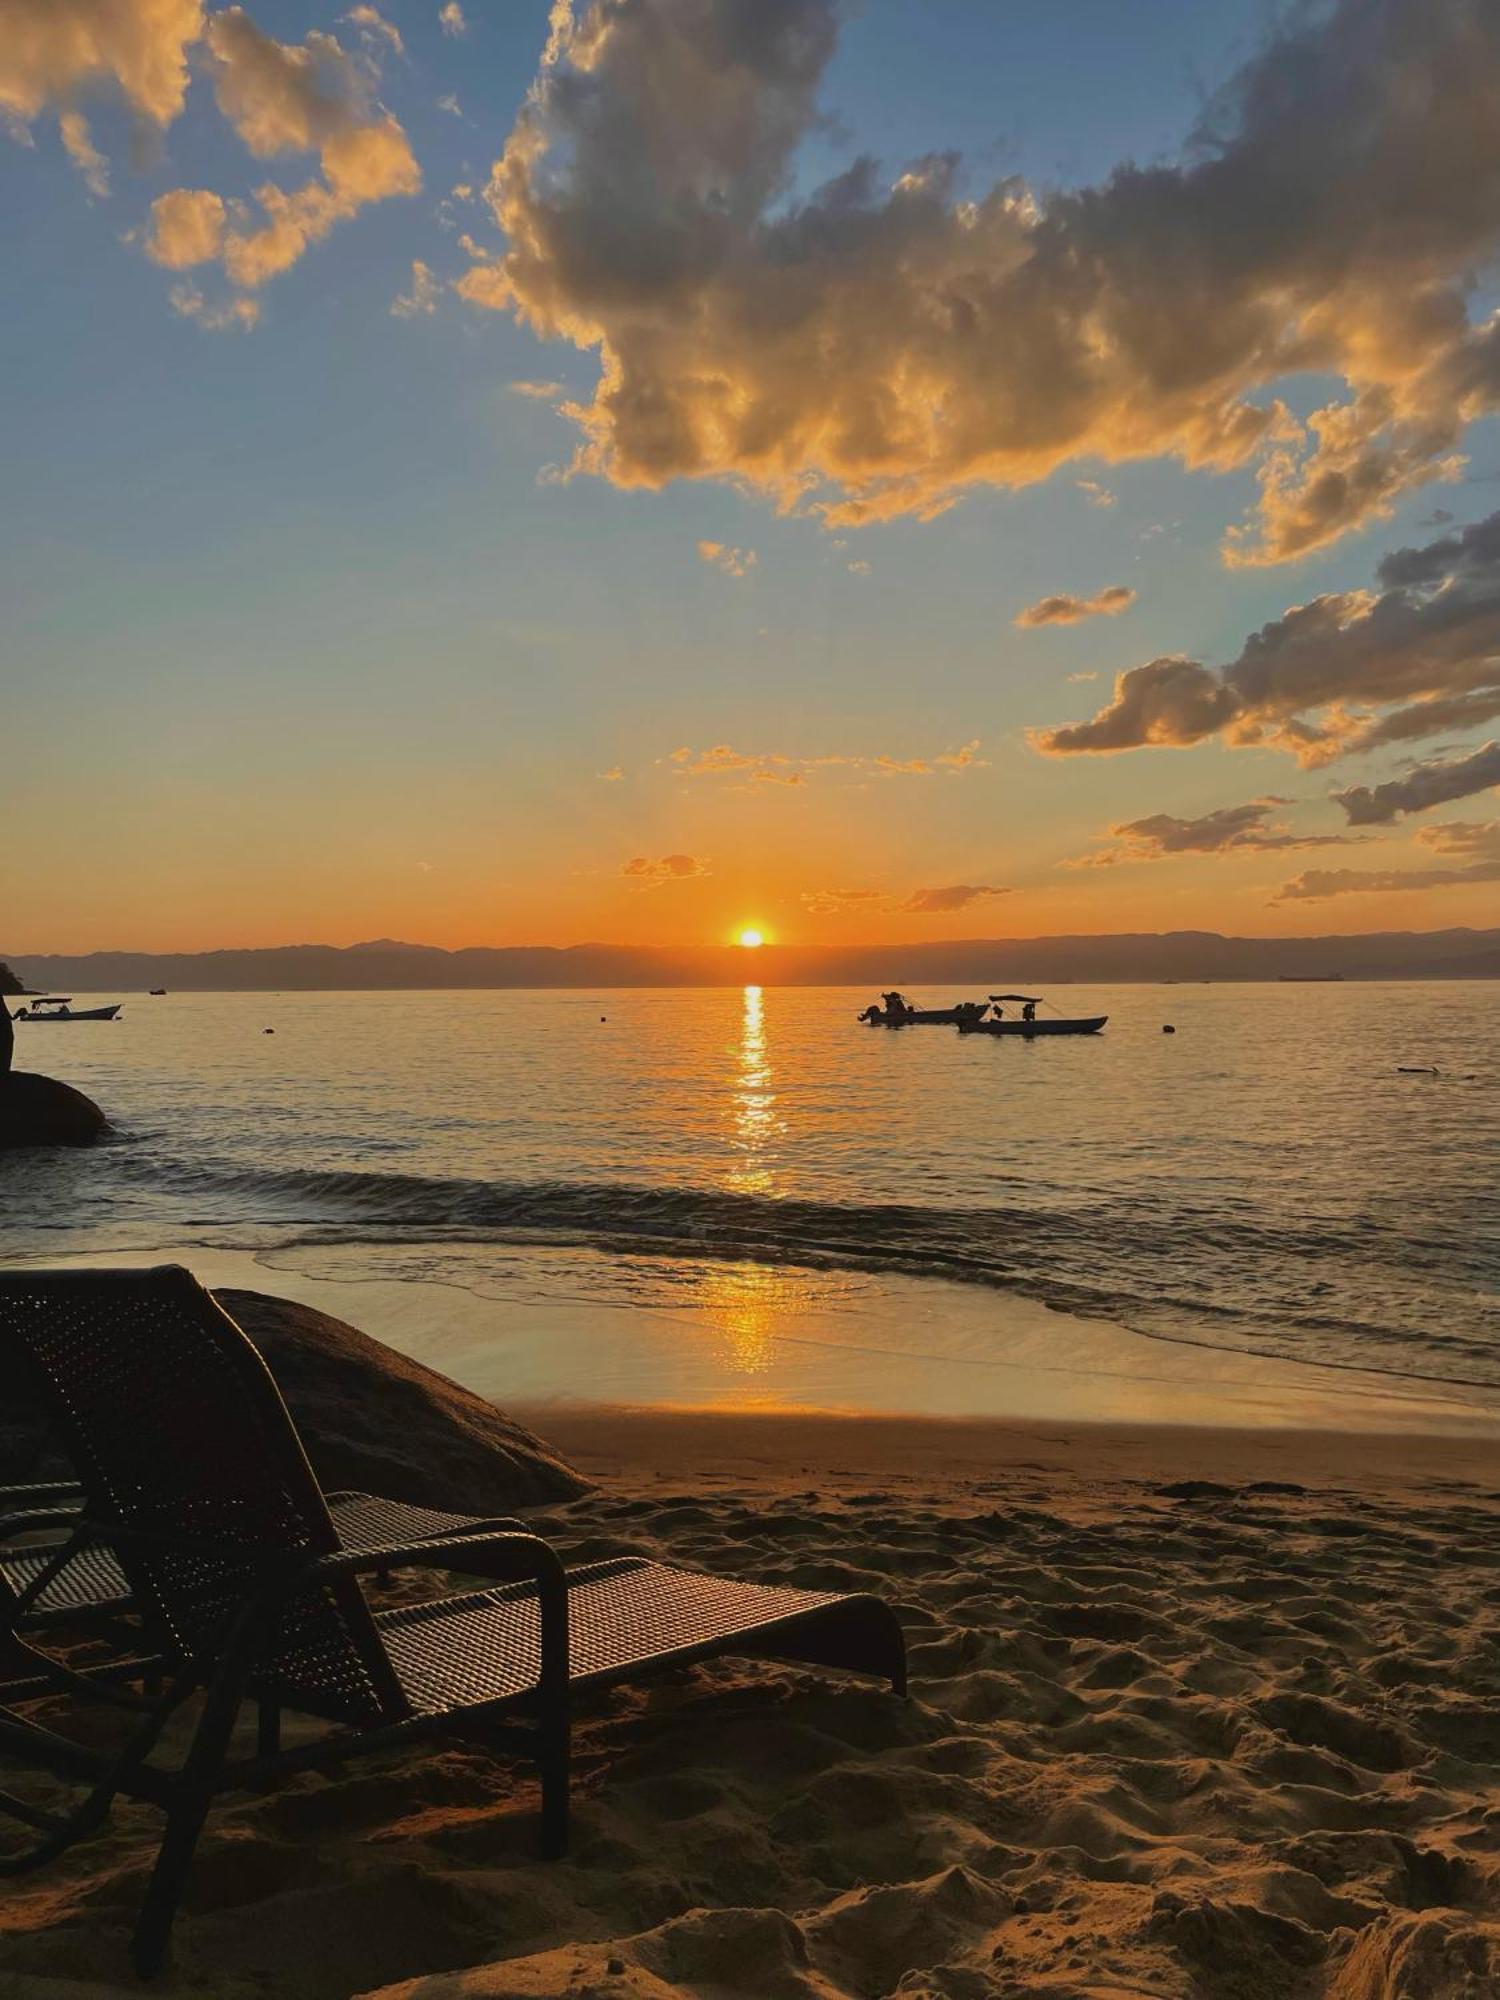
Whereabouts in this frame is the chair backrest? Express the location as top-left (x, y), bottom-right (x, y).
top-left (0, 1265), bottom-right (405, 1726)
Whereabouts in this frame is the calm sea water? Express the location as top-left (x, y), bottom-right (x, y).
top-left (3, 983), bottom-right (1497, 1398)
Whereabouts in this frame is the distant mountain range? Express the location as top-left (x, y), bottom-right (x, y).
top-left (7, 929), bottom-right (1500, 990)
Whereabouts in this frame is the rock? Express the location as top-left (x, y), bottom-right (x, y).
top-left (217, 1289), bottom-right (588, 1512)
top-left (0, 1288), bottom-right (588, 1514)
top-left (0, 1069), bottom-right (109, 1148)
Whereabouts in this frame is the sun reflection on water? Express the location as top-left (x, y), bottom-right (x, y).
top-left (726, 983), bottom-right (781, 1196)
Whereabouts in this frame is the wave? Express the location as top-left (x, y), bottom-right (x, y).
top-left (104, 1153), bottom-right (1500, 1393)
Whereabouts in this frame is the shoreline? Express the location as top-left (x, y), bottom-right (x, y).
top-left (9, 1242), bottom-right (1500, 1446)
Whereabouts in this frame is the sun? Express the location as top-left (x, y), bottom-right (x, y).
top-left (737, 927), bottom-right (766, 949)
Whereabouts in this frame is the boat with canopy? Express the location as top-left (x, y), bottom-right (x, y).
top-left (958, 995), bottom-right (1107, 1036)
top-left (11, 997), bottom-right (123, 1022)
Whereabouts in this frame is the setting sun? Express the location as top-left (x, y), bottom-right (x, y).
top-left (737, 928), bottom-right (766, 949)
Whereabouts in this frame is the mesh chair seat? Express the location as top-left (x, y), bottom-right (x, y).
top-left (2, 1493), bottom-right (517, 1622)
top-left (372, 1556), bottom-right (855, 1715)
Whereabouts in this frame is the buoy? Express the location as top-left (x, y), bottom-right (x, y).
top-left (600, 1016), bottom-right (607, 1022)
top-left (1163, 1024), bottom-right (1176, 1034)
top-left (263, 1028), bottom-right (275, 1035)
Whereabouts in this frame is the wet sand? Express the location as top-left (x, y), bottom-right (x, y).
top-left (4, 1406), bottom-right (1498, 1998)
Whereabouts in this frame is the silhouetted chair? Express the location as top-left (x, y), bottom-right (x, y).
top-left (0, 1266), bottom-right (906, 1977)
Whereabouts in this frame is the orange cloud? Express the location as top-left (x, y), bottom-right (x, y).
top-left (1274, 820), bottom-right (1500, 901)
top-left (1015, 585), bottom-right (1136, 629)
top-left (697, 540), bottom-right (757, 578)
top-left (1068, 800), bottom-right (1365, 868)
top-left (621, 852), bottom-right (711, 883)
top-left (666, 740), bottom-right (987, 785)
top-left (1035, 509), bottom-right (1500, 767)
top-left (899, 884), bottom-right (1010, 914)
top-left (0, 0), bottom-right (202, 129)
top-left (458, 0), bottom-right (1500, 559)
top-left (143, 7), bottom-right (419, 307)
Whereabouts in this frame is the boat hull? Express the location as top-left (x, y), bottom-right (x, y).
top-left (15, 1005), bottom-right (122, 1022)
top-left (959, 1015), bottom-right (1107, 1036)
top-left (866, 1006), bottom-right (978, 1026)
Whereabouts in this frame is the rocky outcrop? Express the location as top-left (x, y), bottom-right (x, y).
top-left (0, 1288), bottom-right (588, 1513)
top-left (219, 1290), bottom-right (589, 1511)
top-left (0, 1069), bottom-right (109, 1148)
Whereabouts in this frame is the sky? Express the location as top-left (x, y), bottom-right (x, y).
top-left (4, 0), bottom-right (1500, 952)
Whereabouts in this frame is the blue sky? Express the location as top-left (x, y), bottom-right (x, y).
top-left (4, 0), bottom-right (1500, 950)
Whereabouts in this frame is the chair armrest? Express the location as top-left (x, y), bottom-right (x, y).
top-left (303, 1532), bottom-right (571, 1691)
top-left (0, 1506), bottom-right (91, 1541)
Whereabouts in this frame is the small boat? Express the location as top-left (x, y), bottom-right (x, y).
top-left (860, 998), bottom-right (989, 1027)
top-left (960, 994), bottom-right (1106, 1036)
top-left (12, 997), bottom-right (123, 1022)
top-left (959, 1013), bottom-right (1108, 1036)
top-left (149, 988), bottom-right (167, 996)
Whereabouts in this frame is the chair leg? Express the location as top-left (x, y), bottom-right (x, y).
top-left (130, 1678), bottom-right (244, 1978)
top-left (538, 1698), bottom-right (570, 1859)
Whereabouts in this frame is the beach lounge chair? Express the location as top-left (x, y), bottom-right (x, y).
top-left (1, 1480), bottom-right (526, 1631)
top-left (0, 1265), bottom-right (906, 1977)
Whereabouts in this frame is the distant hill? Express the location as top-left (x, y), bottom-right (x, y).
top-left (7, 929), bottom-right (1500, 991)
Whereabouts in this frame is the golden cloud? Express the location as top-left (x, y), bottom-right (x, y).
top-left (1035, 508), bottom-right (1500, 766)
top-left (456, 0), bottom-right (1500, 560)
top-left (1015, 586), bottom-right (1136, 630)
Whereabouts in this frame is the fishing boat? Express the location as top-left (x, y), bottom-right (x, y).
top-left (12, 997), bottom-right (123, 1022)
top-left (860, 999), bottom-right (989, 1027)
top-left (959, 994), bottom-right (1107, 1036)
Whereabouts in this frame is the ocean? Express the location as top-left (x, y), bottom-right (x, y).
top-left (4, 982), bottom-right (1497, 1424)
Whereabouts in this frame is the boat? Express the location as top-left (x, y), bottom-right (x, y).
top-left (12, 997), bottom-right (123, 1022)
top-left (959, 1014), bottom-right (1108, 1036)
top-left (149, 988), bottom-right (167, 996)
top-left (959, 993), bottom-right (1107, 1036)
top-left (860, 999), bottom-right (989, 1027)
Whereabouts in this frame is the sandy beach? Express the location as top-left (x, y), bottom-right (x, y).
top-left (4, 1403), bottom-right (1497, 1998)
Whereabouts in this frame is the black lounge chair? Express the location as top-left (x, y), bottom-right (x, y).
top-left (0, 1265), bottom-right (906, 1977)
top-left (1, 1481), bottom-right (525, 1631)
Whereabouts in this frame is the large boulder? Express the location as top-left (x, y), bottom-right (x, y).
top-left (0, 1069), bottom-right (109, 1148)
top-left (0, 1288), bottom-right (588, 1513)
top-left (217, 1289), bottom-right (588, 1511)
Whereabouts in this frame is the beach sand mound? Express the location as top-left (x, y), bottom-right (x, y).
top-left (2, 1426), bottom-right (1498, 1997)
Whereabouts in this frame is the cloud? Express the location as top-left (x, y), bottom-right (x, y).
top-left (1077, 480), bottom-right (1116, 509)
top-left (436, 92), bottom-right (461, 116)
top-left (1035, 506), bottom-right (1500, 764)
top-left (1333, 740), bottom-right (1500, 823)
top-left (598, 765), bottom-right (625, 781)
top-left (800, 887), bottom-right (885, 916)
top-left (697, 539), bottom-right (757, 578)
top-left (146, 187), bottom-right (228, 267)
top-left (343, 5), bottom-right (403, 56)
top-left (1273, 820), bottom-right (1500, 900)
top-left (847, 559), bottom-right (872, 576)
top-left (391, 258), bottom-right (440, 316)
top-left (439, 2), bottom-right (467, 35)
top-left (455, 0), bottom-right (1500, 559)
top-left (509, 379), bottom-right (565, 400)
top-left (59, 111), bottom-right (109, 196)
top-left (0, 0), bottom-right (202, 129)
top-left (168, 282), bottom-right (261, 332)
top-left (1070, 798), bottom-right (1365, 867)
top-left (1016, 585), bottom-right (1136, 630)
top-left (899, 884), bottom-right (1010, 914)
top-left (621, 852), bottom-right (711, 882)
top-left (667, 740), bottom-right (987, 785)
top-left (143, 8), bottom-right (420, 301)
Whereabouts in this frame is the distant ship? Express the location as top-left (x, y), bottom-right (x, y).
top-left (1277, 974), bottom-right (1345, 983)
